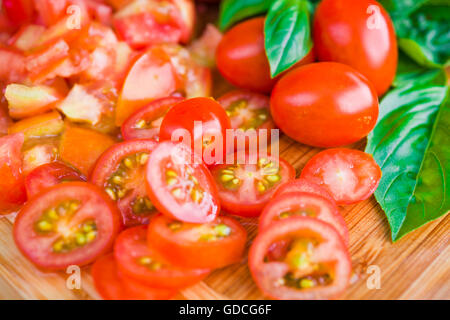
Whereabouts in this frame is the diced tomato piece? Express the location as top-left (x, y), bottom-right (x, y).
top-left (9, 111), bottom-right (64, 140)
top-left (2, 0), bottom-right (35, 26)
top-left (189, 24), bottom-right (223, 68)
top-left (22, 143), bottom-right (58, 174)
top-left (8, 24), bottom-right (46, 51)
top-left (0, 46), bottom-right (26, 83)
top-left (86, 0), bottom-right (113, 25)
top-left (0, 97), bottom-right (12, 136)
top-left (33, 0), bottom-right (68, 26)
top-left (106, 0), bottom-right (132, 10)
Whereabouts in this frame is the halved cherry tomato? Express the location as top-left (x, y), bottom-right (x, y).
top-left (115, 225), bottom-right (209, 288)
top-left (121, 96), bottom-right (184, 141)
top-left (210, 153), bottom-right (295, 217)
top-left (92, 254), bottom-right (175, 300)
top-left (159, 97), bottom-right (231, 166)
top-left (270, 62), bottom-right (379, 148)
top-left (8, 111), bottom-right (64, 139)
top-left (272, 179), bottom-right (336, 206)
top-left (145, 141), bottom-right (220, 223)
top-left (2, 0), bottom-right (34, 26)
top-left (300, 148), bottom-right (382, 205)
top-left (25, 162), bottom-right (86, 198)
top-left (216, 17), bottom-right (315, 93)
top-left (259, 192), bottom-right (349, 246)
top-left (59, 125), bottom-right (116, 176)
top-left (148, 214), bottom-right (247, 269)
top-left (0, 133), bottom-right (26, 213)
top-left (13, 182), bottom-right (121, 270)
top-left (91, 139), bottom-right (158, 227)
top-left (249, 217), bottom-right (351, 300)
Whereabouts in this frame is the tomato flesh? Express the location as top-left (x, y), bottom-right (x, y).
top-left (272, 179), bottom-right (336, 205)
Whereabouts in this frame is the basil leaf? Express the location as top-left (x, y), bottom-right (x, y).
top-left (218, 0), bottom-right (272, 31)
top-left (265, 0), bottom-right (312, 78)
top-left (366, 84), bottom-right (450, 241)
top-left (378, 0), bottom-right (430, 17)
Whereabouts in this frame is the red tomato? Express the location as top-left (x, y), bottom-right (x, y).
top-left (33, 0), bottom-right (67, 26)
top-left (0, 133), bottom-right (26, 213)
top-left (210, 153), bottom-right (295, 217)
top-left (114, 225), bottom-right (210, 288)
top-left (300, 148), bottom-right (382, 205)
top-left (159, 97), bottom-right (231, 166)
top-left (2, 0), bottom-right (34, 26)
top-left (25, 162), bottom-right (86, 198)
top-left (271, 62), bottom-right (379, 148)
top-left (249, 217), bottom-right (351, 300)
top-left (0, 98), bottom-right (12, 136)
top-left (216, 17), bottom-right (315, 93)
top-left (92, 254), bottom-right (175, 300)
top-left (0, 46), bottom-right (26, 83)
top-left (13, 182), bottom-right (121, 270)
top-left (259, 192), bottom-right (349, 246)
top-left (313, 0), bottom-right (397, 96)
top-left (145, 141), bottom-right (220, 223)
top-left (121, 96), bottom-right (184, 141)
top-left (148, 214), bottom-right (247, 269)
top-left (91, 140), bottom-right (158, 228)
top-left (272, 179), bottom-right (336, 205)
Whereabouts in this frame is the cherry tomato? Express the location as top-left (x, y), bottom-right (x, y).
top-left (148, 214), bottom-right (247, 269)
top-left (121, 96), bottom-right (184, 141)
top-left (91, 140), bottom-right (159, 228)
top-left (159, 97), bottom-right (232, 166)
top-left (13, 182), bottom-right (121, 270)
top-left (300, 148), bottom-right (382, 205)
top-left (114, 225), bottom-right (210, 288)
top-left (271, 62), bottom-right (379, 148)
top-left (210, 153), bottom-right (295, 217)
top-left (92, 254), bottom-right (176, 300)
top-left (0, 133), bottom-right (26, 213)
top-left (259, 192), bottom-right (349, 246)
top-left (145, 141), bottom-right (220, 223)
top-left (25, 162), bottom-right (86, 198)
top-left (313, 0), bottom-right (397, 96)
top-left (249, 217), bottom-right (351, 300)
top-left (272, 179), bottom-right (336, 205)
top-left (216, 17), bottom-right (315, 93)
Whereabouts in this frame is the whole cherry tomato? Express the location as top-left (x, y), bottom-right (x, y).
top-left (216, 17), bottom-right (314, 93)
top-left (270, 62), bottom-right (379, 148)
top-left (313, 0), bottom-right (397, 96)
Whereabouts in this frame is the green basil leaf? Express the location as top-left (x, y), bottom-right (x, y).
top-left (378, 0), bottom-right (430, 17)
top-left (218, 0), bottom-right (272, 31)
top-left (264, 0), bottom-right (312, 78)
top-left (365, 84), bottom-right (450, 241)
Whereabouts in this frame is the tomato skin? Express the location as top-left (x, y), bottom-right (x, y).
top-left (114, 225), bottom-right (210, 289)
top-left (313, 0), bottom-right (397, 96)
top-left (259, 192), bottom-right (349, 246)
top-left (272, 179), bottom-right (336, 206)
top-left (249, 217), bottom-right (351, 300)
top-left (121, 96), bottom-right (184, 141)
top-left (0, 47), bottom-right (26, 83)
top-left (300, 148), bottom-right (382, 205)
top-left (2, 0), bottom-right (34, 26)
top-left (216, 17), bottom-right (315, 94)
top-left (147, 214), bottom-right (247, 269)
top-left (159, 97), bottom-right (232, 166)
top-left (271, 62), bottom-right (379, 148)
top-left (13, 182), bottom-right (121, 270)
top-left (25, 162), bottom-right (86, 198)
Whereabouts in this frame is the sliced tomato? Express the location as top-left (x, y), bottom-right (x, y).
top-left (249, 217), bottom-right (351, 300)
top-left (115, 225), bottom-right (209, 288)
top-left (0, 46), bottom-right (26, 83)
top-left (13, 182), bottom-right (121, 270)
top-left (0, 133), bottom-right (26, 213)
top-left (92, 254), bottom-right (175, 300)
top-left (300, 148), bottom-right (382, 205)
top-left (148, 214), bottom-right (247, 269)
top-left (25, 162), bottom-right (86, 198)
top-left (91, 140), bottom-right (159, 228)
top-left (210, 153), bottom-right (295, 217)
top-left (2, 0), bottom-right (34, 26)
top-left (259, 192), bottom-right (349, 246)
top-left (121, 96), bottom-right (184, 141)
top-left (145, 141), bottom-right (220, 223)
top-left (272, 179), bottom-right (336, 205)
top-left (8, 24), bottom-right (46, 51)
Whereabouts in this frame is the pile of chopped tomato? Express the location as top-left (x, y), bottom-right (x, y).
top-left (0, 0), bottom-right (383, 300)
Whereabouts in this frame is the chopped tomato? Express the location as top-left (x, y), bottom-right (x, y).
top-left (210, 153), bottom-right (296, 217)
top-left (25, 162), bottom-right (86, 198)
top-left (189, 23), bottom-right (223, 68)
top-left (59, 125), bottom-right (116, 176)
top-left (9, 111), bottom-right (64, 139)
top-left (33, 0), bottom-right (67, 26)
top-left (272, 179), bottom-right (336, 206)
top-left (8, 24), bottom-right (46, 51)
top-left (300, 148), bottom-right (382, 205)
top-left (249, 217), bottom-right (351, 300)
top-left (2, 0), bottom-right (35, 26)
top-left (13, 182), bottom-right (121, 270)
top-left (0, 46), bottom-right (26, 83)
top-left (115, 225), bottom-right (210, 288)
top-left (0, 97), bottom-right (12, 136)
top-left (0, 133), bottom-right (26, 213)
top-left (121, 96), bottom-right (184, 141)
top-left (22, 143), bottom-right (58, 174)
top-left (91, 139), bottom-right (158, 227)
top-left (145, 141), bottom-right (220, 223)
top-left (147, 214), bottom-right (247, 269)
